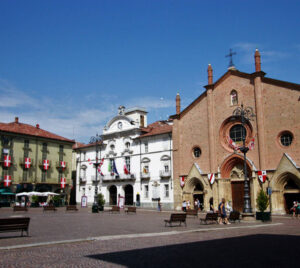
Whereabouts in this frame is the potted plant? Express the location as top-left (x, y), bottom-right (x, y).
top-left (31, 195), bottom-right (39, 207)
top-left (52, 195), bottom-right (61, 207)
top-left (256, 189), bottom-right (271, 221)
top-left (97, 193), bottom-right (105, 211)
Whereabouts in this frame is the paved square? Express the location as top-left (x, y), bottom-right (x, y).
top-left (0, 207), bottom-right (299, 267)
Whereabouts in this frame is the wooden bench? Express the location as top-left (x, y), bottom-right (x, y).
top-left (13, 206), bottom-right (28, 212)
top-left (164, 213), bottom-right (187, 227)
top-left (200, 213), bottom-right (219, 224)
top-left (229, 211), bottom-right (240, 223)
top-left (109, 206), bottom-right (120, 213)
top-left (0, 217), bottom-right (30, 236)
top-left (125, 207), bottom-right (136, 214)
top-left (43, 205), bottom-right (57, 212)
top-left (186, 209), bottom-right (198, 218)
top-left (66, 205), bottom-right (78, 211)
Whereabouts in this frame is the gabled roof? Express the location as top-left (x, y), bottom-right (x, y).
top-left (170, 69), bottom-right (300, 119)
top-left (0, 119), bottom-right (74, 143)
top-left (138, 121), bottom-right (172, 138)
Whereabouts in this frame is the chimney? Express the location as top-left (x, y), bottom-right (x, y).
top-left (36, 124), bottom-right (40, 129)
top-left (207, 64), bottom-right (213, 85)
top-left (15, 117), bottom-right (19, 123)
top-left (255, 49), bottom-right (261, 72)
top-left (176, 93), bottom-right (181, 115)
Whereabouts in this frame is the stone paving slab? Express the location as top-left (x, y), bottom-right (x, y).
top-left (0, 207), bottom-right (267, 248)
top-left (0, 207), bottom-right (300, 267)
top-left (0, 217), bottom-right (299, 267)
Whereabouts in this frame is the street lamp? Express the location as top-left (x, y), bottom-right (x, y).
top-left (232, 104), bottom-right (255, 216)
top-left (90, 133), bottom-right (102, 212)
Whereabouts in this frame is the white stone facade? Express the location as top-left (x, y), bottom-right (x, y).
top-left (75, 107), bottom-right (174, 209)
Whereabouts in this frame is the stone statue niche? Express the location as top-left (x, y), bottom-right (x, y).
top-left (230, 164), bottom-right (244, 179)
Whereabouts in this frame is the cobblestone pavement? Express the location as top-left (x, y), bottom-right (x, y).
top-left (0, 207), bottom-right (299, 267)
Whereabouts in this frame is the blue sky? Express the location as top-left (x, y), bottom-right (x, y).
top-left (0, 0), bottom-right (299, 143)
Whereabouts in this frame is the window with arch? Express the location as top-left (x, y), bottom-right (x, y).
top-left (230, 90), bottom-right (238, 106)
top-left (125, 142), bottom-right (130, 149)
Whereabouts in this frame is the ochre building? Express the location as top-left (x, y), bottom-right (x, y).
top-left (171, 50), bottom-right (300, 214)
top-left (0, 117), bottom-right (74, 203)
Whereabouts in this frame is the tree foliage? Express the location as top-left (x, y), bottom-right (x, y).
top-left (256, 189), bottom-right (269, 212)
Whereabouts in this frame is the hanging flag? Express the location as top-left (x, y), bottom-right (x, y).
top-left (108, 160), bottom-right (112, 174)
top-left (143, 166), bottom-right (148, 174)
top-left (24, 158), bottom-right (31, 169)
top-left (113, 160), bottom-right (119, 176)
top-left (60, 177), bottom-right (66, 188)
top-left (124, 162), bottom-right (130, 175)
top-left (248, 138), bottom-right (255, 150)
top-left (4, 175), bottom-right (12, 187)
top-left (60, 161), bottom-right (66, 170)
top-left (227, 136), bottom-right (239, 151)
top-left (208, 173), bottom-right (215, 184)
top-left (88, 158), bottom-right (92, 165)
top-left (180, 176), bottom-right (185, 187)
top-left (3, 155), bottom-right (11, 167)
top-left (43, 159), bottom-right (50, 170)
top-left (97, 158), bottom-right (104, 176)
top-left (258, 170), bottom-right (267, 183)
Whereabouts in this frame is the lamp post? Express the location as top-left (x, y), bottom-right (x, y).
top-left (232, 104), bottom-right (255, 216)
top-left (90, 134), bottom-right (101, 212)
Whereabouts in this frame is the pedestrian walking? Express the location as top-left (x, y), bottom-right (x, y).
top-left (182, 200), bottom-right (187, 212)
top-left (218, 198), bottom-right (230, 224)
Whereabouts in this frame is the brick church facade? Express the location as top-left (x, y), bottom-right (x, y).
top-left (171, 50), bottom-right (300, 214)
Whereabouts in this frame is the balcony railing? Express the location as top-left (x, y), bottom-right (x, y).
top-left (159, 170), bottom-right (171, 177)
top-left (140, 172), bottom-right (150, 179)
top-left (102, 173), bottom-right (136, 181)
top-left (79, 177), bottom-right (87, 183)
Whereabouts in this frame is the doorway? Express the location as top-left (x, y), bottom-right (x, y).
top-left (231, 181), bottom-right (245, 212)
top-left (124, 184), bottom-right (134, 205)
top-left (109, 185), bottom-right (117, 205)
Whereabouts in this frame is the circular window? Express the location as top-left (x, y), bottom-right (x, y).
top-left (280, 131), bottom-right (293, 147)
top-left (193, 147), bottom-right (201, 158)
top-left (229, 124), bottom-right (246, 143)
top-left (110, 144), bottom-right (115, 150)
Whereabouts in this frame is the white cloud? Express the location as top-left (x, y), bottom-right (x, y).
top-left (0, 80), bottom-right (174, 143)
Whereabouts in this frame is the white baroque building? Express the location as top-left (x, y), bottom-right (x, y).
top-left (74, 106), bottom-right (174, 209)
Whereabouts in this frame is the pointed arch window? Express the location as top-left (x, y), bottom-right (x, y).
top-left (230, 90), bottom-right (238, 106)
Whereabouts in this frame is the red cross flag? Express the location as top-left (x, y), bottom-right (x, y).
top-left (258, 170), bottom-right (267, 183)
top-left (4, 175), bottom-right (12, 187)
top-left (97, 158), bottom-right (104, 176)
top-left (61, 177), bottom-right (66, 188)
top-left (180, 176), bottom-right (185, 187)
top-left (24, 158), bottom-right (31, 169)
top-left (227, 137), bottom-right (239, 151)
top-left (3, 155), bottom-right (11, 167)
top-left (43, 159), bottom-right (50, 170)
top-left (208, 173), bottom-right (215, 184)
top-left (248, 138), bottom-right (255, 150)
top-left (60, 161), bottom-right (66, 169)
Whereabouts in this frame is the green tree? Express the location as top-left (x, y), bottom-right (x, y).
top-left (256, 189), bottom-right (269, 212)
top-left (97, 193), bottom-right (105, 207)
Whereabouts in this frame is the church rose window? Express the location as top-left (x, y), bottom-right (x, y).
top-left (280, 131), bottom-right (293, 147)
top-left (230, 124), bottom-right (246, 143)
top-left (193, 147), bottom-right (201, 158)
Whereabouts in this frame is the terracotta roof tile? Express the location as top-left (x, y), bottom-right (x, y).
top-left (139, 121), bottom-right (172, 138)
top-left (0, 119), bottom-right (75, 143)
top-left (73, 141), bottom-right (102, 150)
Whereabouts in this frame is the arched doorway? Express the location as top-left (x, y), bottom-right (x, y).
top-left (283, 176), bottom-right (300, 213)
top-left (109, 185), bottom-right (117, 205)
top-left (124, 184), bottom-right (134, 205)
top-left (193, 182), bottom-right (204, 210)
top-left (221, 155), bottom-right (252, 213)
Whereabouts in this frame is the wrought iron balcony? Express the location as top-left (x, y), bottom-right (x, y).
top-left (159, 170), bottom-right (171, 177)
top-left (140, 172), bottom-right (151, 179)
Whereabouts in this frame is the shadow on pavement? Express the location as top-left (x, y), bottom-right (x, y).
top-left (87, 234), bottom-right (299, 267)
